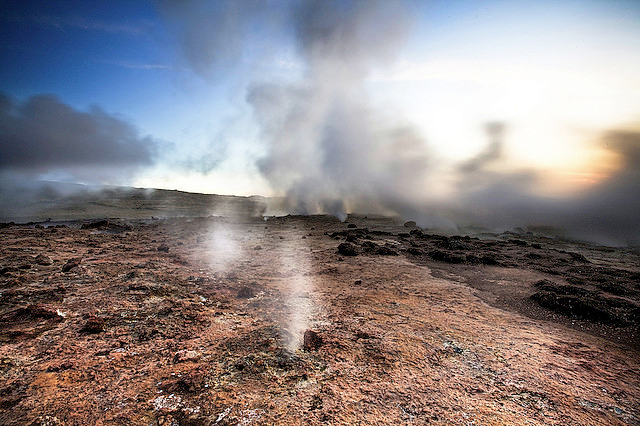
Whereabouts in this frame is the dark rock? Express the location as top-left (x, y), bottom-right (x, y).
top-left (254, 245), bottom-right (262, 250)
top-left (61, 258), bottom-right (81, 272)
top-left (355, 330), bottom-right (373, 339)
top-left (81, 220), bottom-right (110, 229)
top-left (4, 304), bottom-right (64, 321)
top-left (568, 252), bottom-right (589, 263)
top-left (480, 255), bottom-right (499, 265)
top-left (303, 330), bottom-right (322, 351)
top-left (337, 243), bottom-right (358, 256)
top-left (404, 221), bottom-right (417, 228)
top-left (531, 292), bottom-right (617, 324)
top-left (361, 241), bottom-right (378, 253)
top-left (157, 244), bottom-right (170, 252)
top-left (81, 315), bottom-right (105, 333)
top-left (534, 279), bottom-right (590, 296)
top-left (347, 223), bottom-right (357, 228)
top-left (0, 266), bottom-right (17, 276)
top-left (376, 246), bottom-right (398, 256)
top-left (35, 254), bottom-right (53, 266)
top-left (237, 286), bottom-right (255, 299)
top-left (596, 282), bottom-right (632, 297)
top-left (435, 237), bottom-right (469, 250)
top-left (429, 250), bottom-right (465, 264)
top-left (354, 280), bottom-right (362, 285)
top-left (406, 247), bottom-right (424, 255)
top-left (345, 234), bottom-right (359, 243)
top-left (81, 220), bottom-right (131, 233)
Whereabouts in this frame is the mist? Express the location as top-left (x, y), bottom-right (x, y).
top-left (154, 0), bottom-right (640, 245)
top-left (247, 0), bottom-right (438, 223)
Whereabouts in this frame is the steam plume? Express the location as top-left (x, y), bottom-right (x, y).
top-left (157, 1), bottom-right (640, 245)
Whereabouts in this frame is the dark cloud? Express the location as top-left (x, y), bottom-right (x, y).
top-left (0, 93), bottom-right (157, 181)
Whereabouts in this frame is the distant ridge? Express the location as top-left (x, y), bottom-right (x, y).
top-left (0, 181), bottom-right (269, 222)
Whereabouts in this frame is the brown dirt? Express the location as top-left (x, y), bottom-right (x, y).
top-left (1, 215), bottom-right (639, 425)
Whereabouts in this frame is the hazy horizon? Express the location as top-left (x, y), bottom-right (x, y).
top-left (1, 0), bottom-right (639, 244)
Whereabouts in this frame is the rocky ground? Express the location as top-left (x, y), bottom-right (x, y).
top-left (1, 213), bottom-right (639, 425)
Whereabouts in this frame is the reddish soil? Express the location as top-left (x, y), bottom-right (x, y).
top-left (1, 215), bottom-right (639, 425)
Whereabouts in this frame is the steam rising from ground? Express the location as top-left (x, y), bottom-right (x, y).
top-left (157, 0), bottom-right (640, 245)
top-left (201, 215), bottom-right (317, 351)
top-left (248, 0), bottom-right (435, 222)
top-left (277, 235), bottom-right (315, 351)
top-left (204, 222), bottom-right (242, 272)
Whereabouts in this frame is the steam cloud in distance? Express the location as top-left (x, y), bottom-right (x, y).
top-left (157, 0), bottom-right (640, 245)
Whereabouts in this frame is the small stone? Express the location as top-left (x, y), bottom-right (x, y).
top-left (81, 315), bottom-right (105, 333)
top-left (337, 242), bottom-right (358, 256)
top-left (157, 244), bottom-right (170, 252)
top-left (35, 254), bottom-right (53, 266)
top-left (404, 221), bottom-right (417, 228)
top-left (61, 258), bottom-right (81, 272)
top-left (237, 286), bottom-right (255, 299)
top-left (173, 349), bottom-right (201, 363)
top-left (376, 246), bottom-right (398, 256)
top-left (303, 330), bottom-right (322, 351)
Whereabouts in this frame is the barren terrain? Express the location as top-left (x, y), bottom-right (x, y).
top-left (0, 192), bottom-right (639, 425)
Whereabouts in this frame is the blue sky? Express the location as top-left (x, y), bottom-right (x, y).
top-left (1, 0), bottom-right (639, 205)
